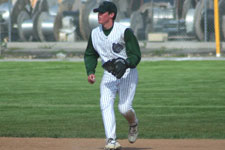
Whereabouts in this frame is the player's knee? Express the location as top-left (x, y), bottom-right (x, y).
top-left (100, 102), bottom-right (111, 111)
top-left (100, 97), bottom-right (114, 111)
top-left (118, 104), bottom-right (131, 115)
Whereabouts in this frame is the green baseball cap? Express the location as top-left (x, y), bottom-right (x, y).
top-left (93, 1), bottom-right (117, 14)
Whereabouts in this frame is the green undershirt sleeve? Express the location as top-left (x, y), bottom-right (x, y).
top-left (84, 33), bottom-right (99, 76)
top-left (124, 28), bottom-right (141, 68)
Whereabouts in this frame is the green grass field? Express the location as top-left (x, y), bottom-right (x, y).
top-left (0, 60), bottom-right (225, 139)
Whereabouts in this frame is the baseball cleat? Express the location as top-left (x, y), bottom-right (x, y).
top-left (128, 123), bottom-right (138, 143)
top-left (104, 138), bottom-right (122, 150)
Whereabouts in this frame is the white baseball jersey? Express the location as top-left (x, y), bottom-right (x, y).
top-left (91, 22), bottom-right (138, 140)
top-left (91, 22), bottom-right (128, 64)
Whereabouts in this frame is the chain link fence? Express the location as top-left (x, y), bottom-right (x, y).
top-left (129, 0), bottom-right (225, 42)
top-left (0, 0), bottom-right (224, 57)
top-left (0, 0), bottom-right (225, 42)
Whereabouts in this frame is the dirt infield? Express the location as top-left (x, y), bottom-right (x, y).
top-left (0, 138), bottom-right (225, 150)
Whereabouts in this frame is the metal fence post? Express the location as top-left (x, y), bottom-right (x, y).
top-left (204, 0), bottom-right (208, 41)
top-left (8, 0), bottom-right (11, 42)
top-left (214, 0), bottom-right (221, 57)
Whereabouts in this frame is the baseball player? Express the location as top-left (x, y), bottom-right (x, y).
top-left (84, 1), bottom-right (141, 150)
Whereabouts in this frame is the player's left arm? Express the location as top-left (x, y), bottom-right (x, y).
top-left (124, 28), bottom-right (141, 68)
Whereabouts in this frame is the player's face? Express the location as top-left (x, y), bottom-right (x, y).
top-left (98, 12), bottom-right (114, 25)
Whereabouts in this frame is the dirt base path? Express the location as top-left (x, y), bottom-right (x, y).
top-left (0, 138), bottom-right (225, 150)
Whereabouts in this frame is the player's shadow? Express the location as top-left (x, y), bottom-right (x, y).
top-left (122, 147), bottom-right (152, 150)
top-left (99, 147), bottom-right (152, 150)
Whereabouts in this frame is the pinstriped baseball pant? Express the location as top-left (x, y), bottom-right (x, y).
top-left (100, 68), bottom-right (138, 140)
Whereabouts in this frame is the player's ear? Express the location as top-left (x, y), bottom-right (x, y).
top-left (109, 12), bottom-right (115, 19)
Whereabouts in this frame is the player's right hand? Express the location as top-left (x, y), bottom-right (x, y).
top-left (88, 74), bottom-right (96, 84)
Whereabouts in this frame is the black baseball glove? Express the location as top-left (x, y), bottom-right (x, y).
top-left (102, 58), bottom-right (128, 79)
